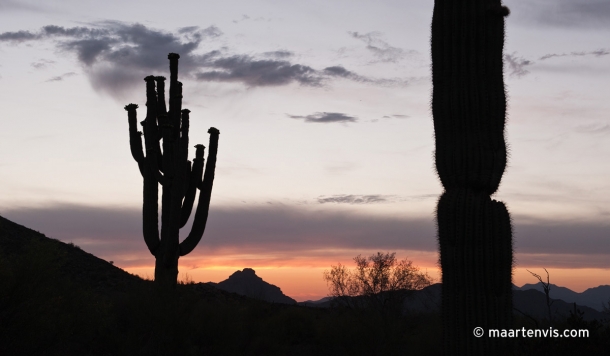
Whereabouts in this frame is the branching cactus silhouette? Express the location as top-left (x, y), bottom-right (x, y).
top-left (431, 1), bottom-right (512, 354)
top-left (124, 53), bottom-right (219, 289)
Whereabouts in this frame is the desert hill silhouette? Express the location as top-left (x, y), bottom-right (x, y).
top-left (0, 214), bottom-right (255, 304)
top-left (209, 268), bottom-right (297, 304)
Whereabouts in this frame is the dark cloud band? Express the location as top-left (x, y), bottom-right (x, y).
top-left (1, 203), bottom-right (608, 270)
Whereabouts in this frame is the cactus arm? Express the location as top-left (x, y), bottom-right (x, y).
top-left (167, 53), bottom-right (181, 139)
top-left (154, 76), bottom-right (166, 173)
top-left (125, 104), bottom-right (145, 177)
top-left (155, 76), bottom-right (168, 118)
top-left (183, 160), bottom-right (192, 197)
top-left (142, 160), bottom-right (160, 254)
top-left (125, 102), bottom-right (159, 253)
top-left (180, 144), bottom-right (204, 228)
top-left (163, 56), bottom-right (188, 242)
top-left (179, 128), bottom-right (219, 256)
top-left (125, 104), bottom-right (144, 163)
top-left (143, 76), bottom-right (169, 187)
top-left (180, 109), bottom-right (190, 165)
top-left (173, 83), bottom-right (183, 143)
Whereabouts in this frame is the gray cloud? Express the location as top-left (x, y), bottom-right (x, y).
top-left (1, 22), bottom-right (413, 97)
top-left (502, 47), bottom-right (610, 78)
top-left (2, 204), bottom-right (609, 270)
top-left (232, 14), bottom-right (250, 24)
top-left (195, 55), bottom-right (321, 87)
top-left (517, 0), bottom-right (610, 29)
top-left (348, 31), bottom-right (408, 63)
top-left (323, 65), bottom-right (411, 86)
top-left (0, 30), bottom-right (39, 42)
top-left (0, 23), bottom-right (362, 96)
top-left (513, 218), bottom-right (610, 257)
top-left (323, 65), bottom-right (367, 82)
top-left (0, 25), bottom-right (110, 43)
top-left (539, 49), bottom-right (609, 60)
top-left (30, 58), bottom-right (55, 69)
top-left (60, 38), bottom-right (115, 66)
top-left (317, 195), bottom-right (392, 204)
top-left (232, 15), bottom-right (271, 24)
top-left (574, 123), bottom-right (610, 135)
top-left (504, 52), bottom-right (534, 78)
top-left (288, 112), bottom-right (357, 124)
top-left (0, 0), bottom-right (47, 13)
top-left (382, 114), bottom-right (409, 119)
top-left (0, 23), bottom-right (221, 98)
top-left (262, 50), bottom-right (293, 58)
top-left (45, 72), bottom-right (76, 82)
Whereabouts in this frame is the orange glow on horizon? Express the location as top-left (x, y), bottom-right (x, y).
top-left (123, 264), bottom-right (609, 303)
top-left (119, 249), bottom-right (608, 302)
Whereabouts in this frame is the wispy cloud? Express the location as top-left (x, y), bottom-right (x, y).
top-left (323, 65), bottom-right (368, 82)
top-left (382, 114), bottom-right (409, 119)
top-left (232, 14), bottom-right (272, 24)
top-left (232, 14), bottom-right (250, 24)
top-left (262, 50), bottom-right (293, 59)
top-left (323, 65), bottom-right (411, 86)
top-left (539, 49), bottom-right (609, 60)
top-left (317, 195), bottom-right (392, 204)
top-left (348, 31), bottom-right (411, 63)
top-left (502, 48), bottom-right (609, 79)
top-left (45, 72), bottom-right (76, 82)
top-left (504, 52), bottom-right (534, 78)
top-left (574, 123), bottom-right (610, 135)
top-left (287, 112), bottom-right (357, 124)
top-left (30, 58), bottom-right (55, 69)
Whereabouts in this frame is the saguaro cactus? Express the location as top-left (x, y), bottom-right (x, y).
top-left (431, 1), bottom-right (512, 354)
top-left (124, 53), bottom-right (219, 289)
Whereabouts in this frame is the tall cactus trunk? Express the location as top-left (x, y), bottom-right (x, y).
top-left (431, 1), bottom-right (513, 354)
top-left (124, 53), bottom-right (219, 290)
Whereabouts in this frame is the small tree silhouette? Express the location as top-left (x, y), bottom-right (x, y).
top-left (527, 268), bottom-right (555, 324)
top-left (603, 298), bottom-right (610, 315)
top-left (323, 252), bottom-right (432, 314)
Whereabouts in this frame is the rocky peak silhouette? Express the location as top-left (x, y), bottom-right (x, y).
top-left (212, 268), bottom-right (296, 304)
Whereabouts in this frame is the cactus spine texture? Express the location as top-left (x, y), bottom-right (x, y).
top-left (124, 53), bottom-right (219, 289)
top-left (432, 1), bottom-right (513, 354)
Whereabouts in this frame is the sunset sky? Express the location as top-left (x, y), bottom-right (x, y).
top-left (1, 0), bottom-right (609, 301)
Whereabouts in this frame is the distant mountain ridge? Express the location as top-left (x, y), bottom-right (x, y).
top-left (515, 283), bottom-right (610, 312)
top-left (301, 283), bottom-right (609, 322)
top-left (209, 268), bottom-right (296, 305)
